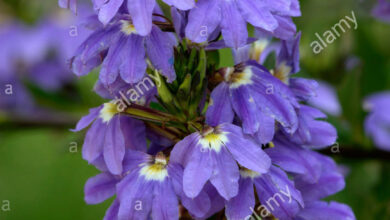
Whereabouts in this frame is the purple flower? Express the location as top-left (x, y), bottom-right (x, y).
top-left (294, 152), bottom-right (345, 201)
top-left (116, 151), bottom-right (210, 220)
top-left (72, 103), bottom-right (147, 175)
top-left (225, 166), bottom-right (304, 220)
top-left (170, 123), bottom-right (271, 200)
top-left (206, 63), bottom-right (299, 143)
top-left (364, 92), bottom-right (390, 151)
top-left (71, 16), bottom-right (176, 85)
top-left (372, 0), bottom-right (390, 23)
top-left (185, 0), bottom-right (300, 48)
top-left (292, 151), bottom-right (355, 220)
top-left (90, 0), bottom-right (194, 35)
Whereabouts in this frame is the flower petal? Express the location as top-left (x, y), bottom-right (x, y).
top-left (103, 116), bottom-right (126, 175)
top-left (220, 0), bottom-right (248, 48)
top-left (225, 178), bottom-right (255, 220)
top-left (82, 119), bottom-right (106, 163)
top-left (84, 173), bottom-right (117, 204)
top-left (145, 26), bottom-right (176, 82)
top-left (183, 146), bottom-right (213, 198)
top-left (119, 34), bottom-right (147, 84)
top-left (206, 83), bottom-right (234, 126)
top-left (152, 179), bottom-right (179, 220)
top-left (71, 106), bottom-right (101, 132)
top-left (185, 0), bottom-right (221, 43)
top-left (209, 148), bottom-right (240, 200)
top-left (127, 0), bottom-right (155, 36)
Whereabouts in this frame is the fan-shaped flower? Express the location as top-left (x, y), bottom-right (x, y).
top-left (206, 63), bottom-right (299, 144)
top-left (185, 0), bottom-right (300, 48)
top-left (71, 15), bottom-right (176, 85)
top-left (170, 123), bottom-right (271, 200)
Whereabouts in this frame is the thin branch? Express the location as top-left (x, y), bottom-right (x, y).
top-left (320, 146), bottom-right (390, 160)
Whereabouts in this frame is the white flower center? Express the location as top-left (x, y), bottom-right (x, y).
top-left (139, 155), bottom-right (168, 182)
top-left (120, 20), bottom-right (137, 35)
top-left (240, 168), bottom-right (260, 179)
top-left (199, 128), bottom-right (229, 153)
top-left (99, 103), bottom-right (120, 123)
top-left (226, 67), bottom-right (254, 89)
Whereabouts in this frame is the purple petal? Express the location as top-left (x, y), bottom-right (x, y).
top-left (84, 173), bottom-right (117, 204)
top-left (104, 199), bottom-right (120, 220)
top-left (103, 116), bottom-right (126, 175)
top-left (206, 82), bottom-right (234, 126)
top-left (305, 120), bottom-right (337, 149)
top-left (168, 163), bottom-right (211, 218)
top-left (237, 0), bottom-right (278, 31)
top-left (289, 78), bottom-right (318, 101)
top-left (82, 119), bottom-right (106, 163)
top-left (97, 0), bottom-right (124, 25)
top-left (263, 0), bottom-right (291, 14)
top-left (145, 26), bottom-right (176, 82)
top-left (297, 201), bottom-right (356, 220)
top-left (122, 150), bottom-right (150, 173)
top-left (100, 35), bottom-right (127, 85)
top-left (117, 173), bottom-right (154, 219)
top-left (185, 0), bottom-right (221, 43)
top-left (127, 0), bottom-right (155, 36)
top-left (152, 179), bottom-right (179, 220)
top-left (225, 178), bottom-right (255, 220)
top-left (119, 34), bottom-right (147, 84)
top-left (308, 81), bottom-right (342, 116)
top-left (163, 0), bottom-right (195, 10)
top-left (120, 116), bottom-right (147, 151)
top-left (232, 45), bottom-right (251, 64)
top-left (71, 26), bottom-right (118, 76)
top-left (196, 183), bottom-right (225, 219)
top-left (295, 153), bottom-right (345, 201)
top-left (220, 0), bottom-right (248, 48)
top-left (209, 148), bottom-right (240, 200)
top-left (91, 155), bottom-right (109, 172)
top-left (254, 166), bottom-right (303, 219)
top-left (266, 136), bottom-right (322, 183)
top-left (183, 146), bottom-right (213, 198)
top-left (230, 85), bottom-right (260, 134)
top-left (223, 124), bottom-right (271, 174)
top-left (277, 31), bottom-right (300, 72)
top-left (253, 113), bottom-right (276, 144)
top-left (58, 0), bottom-right (77, 13)
top-left (171, 7), bottom-right (186, 40)
top-left (71, 106), bottom-right (101, 132)
top-left (250, 69), bottom-right (298, 133)
top-left (170, 133), bottom-right (200, 166)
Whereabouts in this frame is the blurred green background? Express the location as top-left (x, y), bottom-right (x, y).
top-left (1, 0), bottom-right (390, 219)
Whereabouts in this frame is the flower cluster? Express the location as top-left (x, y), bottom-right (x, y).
top-left (65, 0), bottom-right (356, 219)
